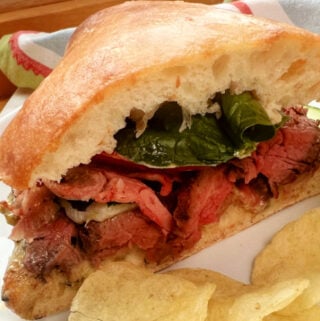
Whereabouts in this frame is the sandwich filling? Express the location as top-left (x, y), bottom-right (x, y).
top-left (115, 91), bottom-right (280, 167)
top-left (1, 94), bottom-right (319, 277)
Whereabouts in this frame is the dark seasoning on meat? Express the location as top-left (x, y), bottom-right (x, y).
top-left (1, 107), bottom-right (319, 277)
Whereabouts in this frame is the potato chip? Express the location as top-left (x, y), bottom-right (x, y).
top-left (252, 207), bottom-right (320, 314)
top-left (223, 279), bottom-right (309, 321)
top-left (265, 305), bottom-right (320, 321)
top-left (169, 268), bottom-right (249, 320)
top-left (68, 262), bottom-right (215, 321)
top-left (168, 268), bottom-right (248, 296)
top-left (169, 268), bottom-right (308, 321)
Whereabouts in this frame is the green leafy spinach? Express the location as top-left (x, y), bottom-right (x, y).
top-left (115, 91), bottom-right (278, 167)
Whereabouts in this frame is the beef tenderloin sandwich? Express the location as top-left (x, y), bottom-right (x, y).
top-left (0, 1), bottom-right (320, 319)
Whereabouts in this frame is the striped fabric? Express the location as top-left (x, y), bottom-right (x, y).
top-left (0, 0), bottom-right (318, 90)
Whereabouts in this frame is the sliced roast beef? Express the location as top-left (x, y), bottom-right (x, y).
top-left (9, 185), bottom-right (60, 242)
top-left (23, 216), bottom-right (82, 275)
top-left (227, 107), bottom-right (320, 195)
top-left (227, 157), bottom-right (259, 184)
top-left (45, 166), bottom-right (173, 233)
top-left (94, 170), bottom-right (173, 233)
top-left (80, 210), bottom-right (164, 265)
top-left (233, 175), bottom-right (272, 213)
top-left (126, 172), bottom-right (177, 196)
top-left (188, 167), bottom-right (233, 225)
top-left (44, 166), bottom-right (107, 201)
top-left (145, 185), bottom-right (202, 264)
top-left (255, 107), bottom-right (320, 188)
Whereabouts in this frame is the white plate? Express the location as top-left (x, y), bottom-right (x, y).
top-left (0, 180), bottom-right (319, 320)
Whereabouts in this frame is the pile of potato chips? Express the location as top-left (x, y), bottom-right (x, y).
top-left (68, 207), bottom-right (320, 321)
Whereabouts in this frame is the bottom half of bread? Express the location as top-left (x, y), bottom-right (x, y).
top-left (2, 167), bottom-right (320, 320)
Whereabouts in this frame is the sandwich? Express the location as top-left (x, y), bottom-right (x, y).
top-left (0, 1), bottom-right (320, 319)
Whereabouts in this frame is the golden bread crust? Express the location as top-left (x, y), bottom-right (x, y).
top-left (2, 255), bottom-right (92, 320)
top-left (2, 263), bottom-right (84, 320)
top-left (3, 167), bottom-right (320, 319)
top-left (0, 1), bottom-right (320, 189)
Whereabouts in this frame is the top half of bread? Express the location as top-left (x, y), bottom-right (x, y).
top-left (0, 1), bottom-right (320, 190)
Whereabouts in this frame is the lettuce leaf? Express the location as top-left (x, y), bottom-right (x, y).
top-left (217, 91), bottom-right (276, 156)
top-left (115, 92), bottom-right (278, 167)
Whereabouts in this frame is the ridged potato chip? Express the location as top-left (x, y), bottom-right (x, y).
top-left (265, 305), bottom-right (320, 321)
top-left (252, 207), bottom-right (320, 315)
top-left (224, 279), bottom-right (309, 321)
top-left (168, 268), bottom-right (247, 296)
top-left (169, 268), bottom-right (308, 321)
top-left (68, 262), bottom-right (215, 321)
